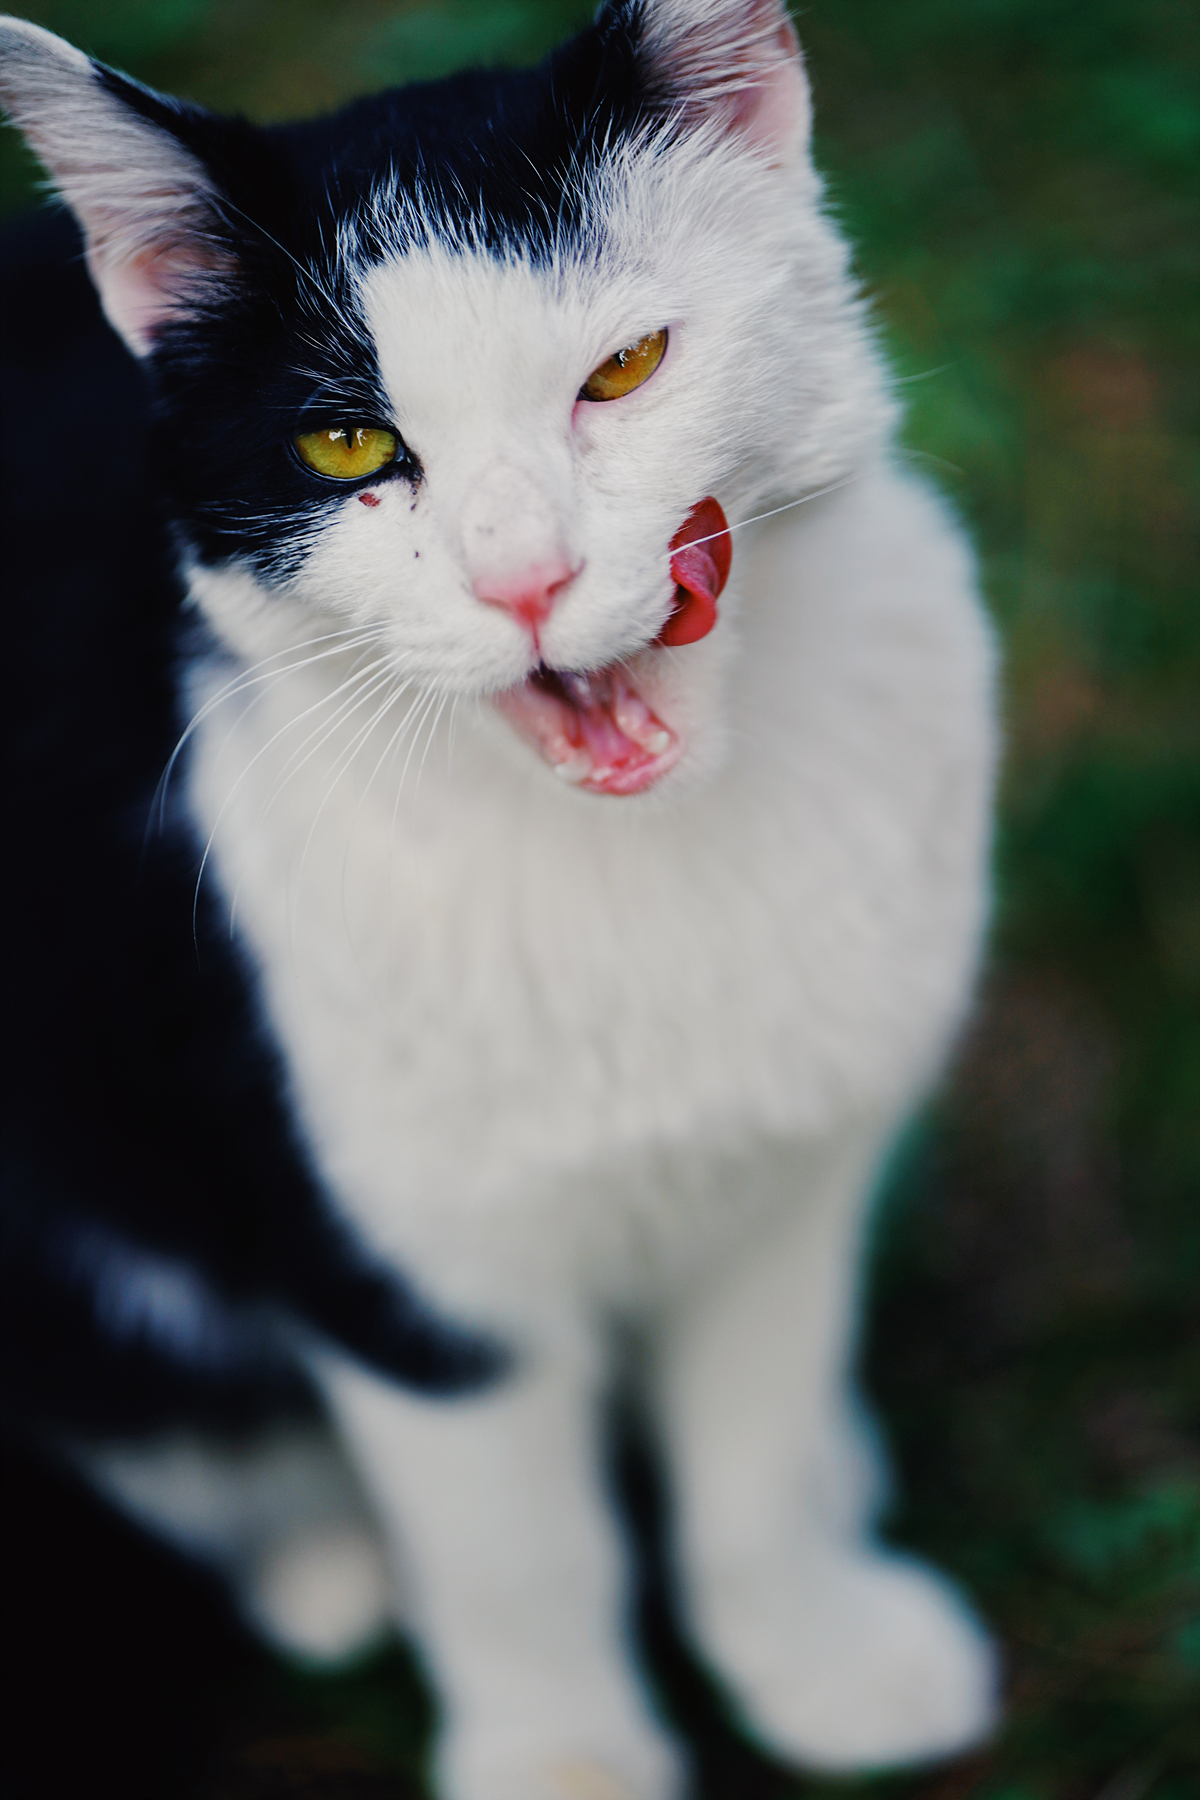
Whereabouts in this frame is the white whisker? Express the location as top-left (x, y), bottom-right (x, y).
top-left (192, 656), bottom-right (391, 943)
top-left (445, 694), bottom-right (462, 775)
top-left (337, 678), bottom-right (425, 943)
top-left (226, 663), bottom-right (412, 936)
top-left (415, 690), bottom-right (450, 801)
top-left (153, 624), bottom-right (385, 832)
top-left (209, 640), bottom-right (389, 825)
top-left (252, 651), bottom-right (404, 824)
top-left (394, 686), bottom-right (443, 820)
top-left (287, 674), bottom-right (426, 951)
top-left (684, 475), bottom-right (861, 554)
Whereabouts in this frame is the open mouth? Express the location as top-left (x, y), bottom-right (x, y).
top-left (494, 664), bottom-right (681, 794)
top-left (492, 497), bottom-right (731, 797)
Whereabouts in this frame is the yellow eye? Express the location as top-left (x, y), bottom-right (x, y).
top-left (294, 424), bottom-right (399, 480)
top-left (580, 328), bottom-right (667, 402)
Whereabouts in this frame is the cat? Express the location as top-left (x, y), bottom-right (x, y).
top-left (0, 4), bottom-right (1001, 1797)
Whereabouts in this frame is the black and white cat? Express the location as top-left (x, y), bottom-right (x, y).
top-left (0, 5), bottom-right (1000, 1795)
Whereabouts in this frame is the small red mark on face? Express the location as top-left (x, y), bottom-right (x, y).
top-left (358, 491), bottom-right (381, 508)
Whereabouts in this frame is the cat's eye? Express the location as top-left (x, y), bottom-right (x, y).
top-left (294, 424), bottom-right (399, 481)
top-left (579, 328), bottom-right (667, 402)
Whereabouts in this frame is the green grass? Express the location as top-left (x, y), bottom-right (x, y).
top-left (3, 2), bottom-right (1197, 1794)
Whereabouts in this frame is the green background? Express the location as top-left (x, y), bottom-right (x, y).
top-left (3, 3), bottom-right (1197, 1796)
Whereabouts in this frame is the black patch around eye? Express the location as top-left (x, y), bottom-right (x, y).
top-left (146, 291), bottom-right (405, 579)
top-left (94, 0), bottom-right (661, 579)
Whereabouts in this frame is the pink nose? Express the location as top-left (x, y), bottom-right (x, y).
top-left (473, 558), bottom-right (579, 633)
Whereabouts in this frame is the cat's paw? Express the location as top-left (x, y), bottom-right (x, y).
top-left (241, 1523), bottom-right (392, 1664)
top-left (438, 1719), bottom-right (684, 1800)
top-left (699, 1550), bottom-right (999, 1771)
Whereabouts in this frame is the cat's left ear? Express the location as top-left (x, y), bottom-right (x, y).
top-left (601, 0), bottom-right (810, 167)
top-left (0, 16), bottom-right (236, 356)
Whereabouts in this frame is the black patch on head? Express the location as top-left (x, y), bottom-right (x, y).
top-left (89, 5), bottom-right (659, 578)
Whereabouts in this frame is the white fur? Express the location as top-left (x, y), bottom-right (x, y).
top-left (74, 1426), bottom-right (392, 1661)
top-left (184, 455), bottom-right (999, 1793)
top-left (4, 4), bottom-right (1001, 1792)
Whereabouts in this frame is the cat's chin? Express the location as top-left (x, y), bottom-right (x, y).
top-left (494, 661), bottom-right (682, 796)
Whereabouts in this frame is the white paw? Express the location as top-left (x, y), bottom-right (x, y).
top-left (241, 1524), bottom-right (392, 1664)
top-left (698, 1549), bottom-right (999, 1771)
top-left (438, 1718), bottom-right (684, 1800)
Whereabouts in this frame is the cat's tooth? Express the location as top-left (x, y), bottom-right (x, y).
top-left (553, 750), bottom-right (592, 783)
top-left (613, 687), bottom-right (672, 756)
top-left (612, 688), bottom-right (652, 736)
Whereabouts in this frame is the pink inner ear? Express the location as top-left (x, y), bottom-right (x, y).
top-left (88, 234), bottom-right (231, 356)
top-left (654, 4), bottom-right (810, 167)
top-left (726, 18), bottom-right (809, 164)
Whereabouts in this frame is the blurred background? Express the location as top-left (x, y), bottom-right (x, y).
top-left (1, 2), bottom-right (1196, 1796)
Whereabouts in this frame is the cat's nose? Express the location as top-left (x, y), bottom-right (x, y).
top-left (461, 462), bottom-right (580, 634)
top-left (472, 558), bottom-right (579, 631)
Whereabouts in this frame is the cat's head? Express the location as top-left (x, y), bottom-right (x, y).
top-left (0, 2), bottom-right (889, 798)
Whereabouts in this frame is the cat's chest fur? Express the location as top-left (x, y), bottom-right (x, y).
top-left (187, 465), bottom-right (995, 1317)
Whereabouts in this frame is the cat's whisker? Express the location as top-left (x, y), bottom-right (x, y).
top-left (283, 682), bottom-right (406, 952)
top-left (156, 625), bottom-right (371, 826)
top-left (445, 694), bottom-right (462, 775)
top-left (154, 625), bottom-right (386, 832)
top-left (894, 364), bottom-right (954, 386)
top-left (255, 665), bottom-right (407, 854)
top-left (198, 674), bottom-right (379, 943)
top-left (385, 685), bottom-right (444, 851)
top-left (380, 684), bottom-right (444, 944)
top-left (287, 675), bottom-right (431, 951)
top-left (384, 686), bottom-right (439, 797)
top-left (164, 640), bottom-right (385, 907)
top-left (347, 676), bottom-right (430, 837)
top-left (209, 639), bottom-right (391, 825)
top-left (414, 690), bottom-right (451, 802)
top-left (226, 664), bottom-right (414, 937)
top-left (393, 686), bottom-right (444, 820)
top-left (251, 640), bottom-right (395, 795)
top-left (900, 444), bottom-right (966, 478)
top-left (193, 656), bottom-right (393, 942)
top-left (337, 678), bottom-right (423, 944)
top-left (212, 650), bottom-right (386, 827)
top-left (685, 475), bottom-right (862, 554)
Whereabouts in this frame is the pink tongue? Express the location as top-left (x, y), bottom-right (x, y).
top-left (658, 495), bottom-right (732, 647)
top-left (493, 495), bottom-right (730, 794)
top-left (494, 666), bottom-right (679, 796)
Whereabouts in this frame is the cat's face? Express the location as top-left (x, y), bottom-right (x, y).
top-left (1, 0), bottom-right (888, 798)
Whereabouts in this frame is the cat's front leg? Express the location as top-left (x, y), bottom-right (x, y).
top-left (318, 1338), bottom-right (683, 1800)
top-left (652, 1131), bottom-right (998, 1772)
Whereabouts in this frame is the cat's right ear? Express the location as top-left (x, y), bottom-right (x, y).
top-left (0, 16), bottom-right (235, 356)
top-left (596, 0), bottom-right (810, 168)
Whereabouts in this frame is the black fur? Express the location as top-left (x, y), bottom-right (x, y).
top-left (1, 3), bottom-right (663, 1443)
top-left (0, 208), bottom-right (503, 1438)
